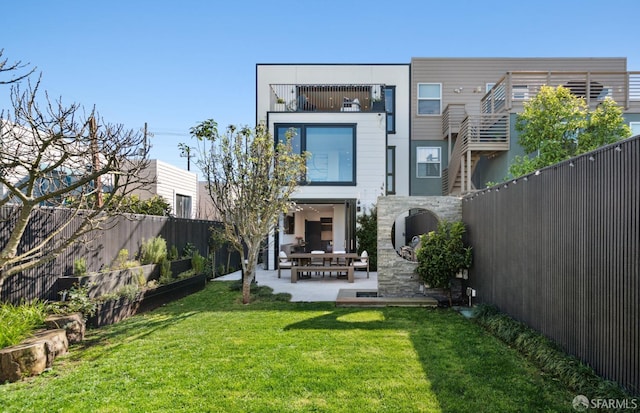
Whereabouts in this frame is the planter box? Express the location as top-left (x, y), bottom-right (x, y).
top-left (57, 259), bottom-right (192, 299)
top-left (87, 274), bottom-right (206, 328)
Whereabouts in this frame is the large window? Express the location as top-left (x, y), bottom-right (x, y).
top-left (387, 146), bottom-right (396, 194)
top-left (384, 86), bottom-right (396, 133)
top-left (417, 83), bottom-right (441, 115)
top-left (276, 124), bottom-right (356, 185)
top-left (416, 147), bottom-right (441, 178)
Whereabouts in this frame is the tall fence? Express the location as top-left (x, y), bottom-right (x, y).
top-left (0, 211), bottom-right (240, 303)
top-left (463, 135), bottom-right (639, 395)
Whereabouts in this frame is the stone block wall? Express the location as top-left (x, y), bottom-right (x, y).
top-left (377, 196), bottom-right (462, 297)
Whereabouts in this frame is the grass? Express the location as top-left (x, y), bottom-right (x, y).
top-left (0, 300), bottom-right (47, 348)
top-left (0, 282), bottom-right (577, 412)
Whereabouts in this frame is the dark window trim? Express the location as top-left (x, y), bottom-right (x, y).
top-left (386, 146), bottom-right (396, 195)
top-left (275, 123), bottom-right (357, 186)
top-left (384, 86), bottom-right (396, 134)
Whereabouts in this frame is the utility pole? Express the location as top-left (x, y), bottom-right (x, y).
top-left (178, 142), bottom-right (194, 171)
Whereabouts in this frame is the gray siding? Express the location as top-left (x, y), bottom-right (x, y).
top-left (411, 57), bottom-right (627, 142)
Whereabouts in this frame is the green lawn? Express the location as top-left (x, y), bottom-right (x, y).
top-left (1, 282), bottom-right (575, 412)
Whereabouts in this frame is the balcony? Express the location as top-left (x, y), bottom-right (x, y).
top-left (269, 84), bottom-right (386, 113)
top-left (481, 71), bottom-right (640, 114)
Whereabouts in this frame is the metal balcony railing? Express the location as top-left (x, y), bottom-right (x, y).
top-left (482, 71), bottom-right (640, 114)
top-left (269, 84), bottom-right (386, 113)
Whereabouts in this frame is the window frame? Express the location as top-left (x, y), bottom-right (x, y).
top-left (417, 83), bottom-right (442, 116)
top-left (384, 86), bottom-right (396, 134)
top-left (274, 123), bottom-right (357, 186)
top-left (386, 146), bottom-right (396, 195)
top-left (416, 146), bottom-right (441, 178)
top-left (175, 194), bottom-right (192, 218)
top-left (512, 84), bottom-right (529, 100)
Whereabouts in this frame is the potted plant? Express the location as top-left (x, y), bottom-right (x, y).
top-left (415, 220), bottom-right (472, 306)
top-left (275, 97), bottom-right (286, 112)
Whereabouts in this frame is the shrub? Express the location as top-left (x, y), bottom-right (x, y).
top-left (415, 220), bottom-right (472, 288)
top-left (191, 250), bottom-right (206, 275)
top-left (167, 245), bottom-right (179, 261)
top-left (0, 300), bottom-right (47, 348)
top-left (472, 303), bottom-right (630, 400)
top-left (181, 242), bottom-right (197, 258)
top-left (73, 257), bottom-right (88, 277)
top-left (158, 258), bottom-right (173, 285)
top-left (355, 206), bottom-right (377, 271)
top-left (111, 248), bottom-right (140, 270)
top-left (140, 236), bottom-right (167, 265)
top-left (48, 284), bottom-right (97, 318)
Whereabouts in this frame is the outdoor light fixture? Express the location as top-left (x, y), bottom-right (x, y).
top-left (589, 155), bottom-right (595, 161)
top-left (569, 161), bottom-right (575, 167)
top-left (615, 146), bottom-right (622, 152)
top-left (535, 170), bottom-right (541, 176)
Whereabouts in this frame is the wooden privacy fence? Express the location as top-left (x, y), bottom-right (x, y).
top-left (463, 135), bottom-right (639, 395)
top-left (0, 211), bottom-right (239, 303)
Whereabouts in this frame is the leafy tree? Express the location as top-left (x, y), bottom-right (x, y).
top-left (510, 85), bottom-right (631, 177)
top-left (106, 194), bottom-right (172, 216)
top-left (191, 120), bottom-right (307, 304)
top-left (355, 206), bottom-right (377, 271)
top-left (415, 220), bottom-right (472, 305)
top-left (0, 55), bottom-right (151, 293)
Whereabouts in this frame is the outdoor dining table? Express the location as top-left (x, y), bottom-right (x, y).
top-left (286, 252), bottom-right (361, 283)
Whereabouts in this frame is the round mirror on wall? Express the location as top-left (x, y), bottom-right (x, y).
top-left (391, 208), bottom-right (439, 261)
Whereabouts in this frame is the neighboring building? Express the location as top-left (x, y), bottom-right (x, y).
top-left (195, 181), bottom-right (221, 221)
top-left (256, 63), bottom-right (410, 266)
top-left (257, 59), bottom-right (640, 268)
top-left (409, 57), bottom-right (640, 195)
top-left (131, 159), bottom-right (197, 219)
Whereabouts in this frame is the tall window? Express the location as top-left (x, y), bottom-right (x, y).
top-left (387, 146), bottom-right (396, 194)
top-left (417, 83), bottom-right (441, 115)
top-left (276, 124), bottom-right (356, 185)
top-left (416, 147), bottom-right (441, 178)
top-left (384, 86), bottom-right (396, 133)
top-left (175, 194), bottom-right (192, 218)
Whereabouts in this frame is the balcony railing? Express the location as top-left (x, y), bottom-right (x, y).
top-left (482, 71), bottom-right (640, 114)
top-left (269, 84), bottom-right (386, 113)
top-left (442, 104), bottom-right (467, 137)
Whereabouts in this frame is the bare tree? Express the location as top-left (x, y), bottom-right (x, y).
top-left (0, 76), bottom-right (151, 292)
top-left (191, 120), bottom-right (307, 304)
top-left (0, 49), bottom-right (36, 85)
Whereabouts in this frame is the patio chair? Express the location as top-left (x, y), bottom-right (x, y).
top-left (310, 250), bottom-right (326, 276)
top-left (278, 251), bottom-right (294, 278)
top-left (351, 250), bottom-right (369, 278)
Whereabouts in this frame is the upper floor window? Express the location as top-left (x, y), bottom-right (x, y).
top-left (276, 124), bottom-right (356, 185)
top-left (417, 83), bottom-right (441, 115)
top-left (416, 147), bottom-right (441, 178)
top-left (384, 86), bottom-right (396, 133)
top-left (512, 85), bottom-right (529, 100)
top-left (387, 146), bottom-right (396, 194)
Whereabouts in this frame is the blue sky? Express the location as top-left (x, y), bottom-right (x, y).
top-left (2, 0), bottom-right (639, 172)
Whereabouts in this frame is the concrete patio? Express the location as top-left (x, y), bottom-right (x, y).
top-left (214, 266), bottom-right (437, 307)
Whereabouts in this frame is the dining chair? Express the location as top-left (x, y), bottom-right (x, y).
top-left (310, 250), bottom-right (326, 276)
top-left (351, 250), bottom-right (369, 278)
top-left (277, 251), bottom-right (293, 278)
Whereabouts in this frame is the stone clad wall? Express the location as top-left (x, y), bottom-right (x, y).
top-left (377, 196), bottom-right (462, 297)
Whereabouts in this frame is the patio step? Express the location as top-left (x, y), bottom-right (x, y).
top-left (336, 289), bottom-right (438, 308)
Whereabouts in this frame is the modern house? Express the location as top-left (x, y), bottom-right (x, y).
top-left (256, 64), bottom-right (410, 264)
top-left (409, 57), bottom-right (640, 195)
top-left (256, 59), bottom-right (640, 268)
